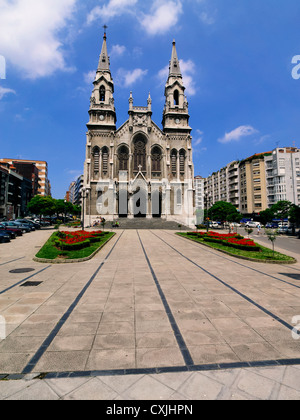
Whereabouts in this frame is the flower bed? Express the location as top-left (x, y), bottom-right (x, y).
top-left (55, 230), bottom-right (106, 251)
top-left (187, 231), bottom-right (260, 252)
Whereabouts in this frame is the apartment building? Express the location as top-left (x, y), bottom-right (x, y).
top-left (0, 163), bottom-right (23, 219)
top-left (204, 160), bottom-right (240, 210)
top-left (201, 146), bottom-right (299, 216)
top-left (239, 152), bottom-right (270, 214)
top-left (265, 147), bottom-right (300, 208)
top-left (65, 181), bottom-right (76, 204)
top-left (194, 176), bottom-right (205, 210)
top-left (0, 159), bottom-right (51, 197)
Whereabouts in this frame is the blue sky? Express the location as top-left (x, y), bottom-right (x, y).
top-left (0, 0), bottom-right (300, 199)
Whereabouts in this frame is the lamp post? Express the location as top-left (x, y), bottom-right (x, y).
top-left (81, 187), bottom-right (86, 230)
top-left (205, 192), bottom-right (211, 233)
top-left (64, 199), bottom-right (66, 224)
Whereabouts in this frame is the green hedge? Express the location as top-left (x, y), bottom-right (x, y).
top-left (203, 237), bottom-right (260, 252)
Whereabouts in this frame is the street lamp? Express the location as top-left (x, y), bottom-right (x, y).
top-left (81, 187), bottom-right (87, 230)
top-left (64, 199), bottom-right (67, 224)
top-left (204, 192), bottom-right (211, 232)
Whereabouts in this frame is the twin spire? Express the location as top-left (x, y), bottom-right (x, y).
top-left (97, 28), bottom-right (110, 72)
top-left (169, 39), bottom-right (182, 78)
top-left (97, 30), bottom-right (182, 79)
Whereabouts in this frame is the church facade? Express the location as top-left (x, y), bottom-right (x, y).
top-left (83, 33), bottom-right (195, 227)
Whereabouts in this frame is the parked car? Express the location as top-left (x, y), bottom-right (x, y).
top-left (0, 231), bottom-right (11, 243)
top-left (0, 223), bottom-right (23, 236)
top-left (245, 221), bottom-right (261, 228)
top-left (209, 221), bottom-right (220, 229)
top-left (0, 228), bottom-right (16, 239)
top-left (17, 219), bottom-right (41, 229)
top-left (2, 221), bottom-right (31, 233)
top-left (278, 226), bottom-right (288, 234)
top-left (13, 220), bottom-right (35, 231)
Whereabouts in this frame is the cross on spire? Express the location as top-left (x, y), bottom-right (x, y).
top-left (103, 25), bottom-right (108, 37)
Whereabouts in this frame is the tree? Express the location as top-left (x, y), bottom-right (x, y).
top-left (271, 200), bottom-right (292, 221)
top-left (259, 208), bottom-right (274, 226)
top-left (27, 195), bottom-right (56, 219)
top-left (289, 204), bottom-right (300, 227)
top-left (265, 228), bottom-right (278, 256)
top-left (208, 201), bottom-right (239, 223)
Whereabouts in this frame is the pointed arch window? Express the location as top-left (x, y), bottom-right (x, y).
top-left (179, 149), bottom-right (186, 174)
top-left (171, 149), bottom-right (177, 175)
top-left (134, 136), bottom-right (147, 172)
top-left (100, 85), bottom-right (105, 102)
top-left (174, 90), bottom-right (179, 106)
top-left (118, 146), bottom-right (129, 171)
top-left (92, 146), bottom-right (100, 176)
top-left (102, 147), bottom-right (109, 175)
top-left (151, 146), bottom-right (162, 173)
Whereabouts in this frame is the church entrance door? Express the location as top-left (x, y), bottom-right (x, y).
top-left (118, 189), bottom-right (128, 218)
top-left (152, 190), bottom-right (162, 218)
top-left (133, 188), bottom-right (147, 218)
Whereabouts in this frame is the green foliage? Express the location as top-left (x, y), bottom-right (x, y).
top-left (208, 201), bottom-right (239, 222)
top-left (27, 196), bottom-right (82, 219)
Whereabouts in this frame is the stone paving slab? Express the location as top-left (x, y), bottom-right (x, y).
top-left (0, 228), bottom-right (300, 399)
top-left (0, 364), bottom-right (300, 400)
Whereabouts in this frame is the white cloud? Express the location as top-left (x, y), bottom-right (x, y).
top-left (110, 44), bottom-right (126, 58)
top-left (218, 126), bottom-right (259, 144)
top-left (140, 0), bottom-right (183, 36)
top-left (116, 68), bottom-right (148, 88)
top-left (158, 59), bottom-right (197, 96)
top-left (199, 12), bottom-right (215, 25)
top-left (87, 0), bottom-right (138, 24)
top-left (84, 70), bottom-right (96, 85)
top-left (0, 0), bottom-right (77, 79)
top-left (0, 86), bottom-right (16, 100)
top-left (193, 129), bottom-right (204, 146)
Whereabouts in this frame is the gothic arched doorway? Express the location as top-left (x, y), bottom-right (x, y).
top-left (133, 187), bottom-right (147, 218)
top-left (151, 190), bottom-right (162, 218)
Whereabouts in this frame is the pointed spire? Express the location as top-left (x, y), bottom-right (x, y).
top-left (169, 40), bottom-right (182, 77)
top-left (97, 28), bottom-right (110, 72)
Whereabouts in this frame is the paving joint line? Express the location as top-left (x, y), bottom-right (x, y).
top-left (0, 265), bottom-right (52, 295)
top-left (137, 230), bottom-right (194, 368)
top-left (21, 232), bottom-right (123, 375)
top-left (164, 230), bottom-right (300, 290)
top-left (151, 231), bottom-right (300, 337)
top-left (1, 358), bottom-right (300, 381)
top-left (0, 257), bottom-right (25, 267)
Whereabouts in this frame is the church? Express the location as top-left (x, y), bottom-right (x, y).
top-left (83, 32), bottom-right (195, 227)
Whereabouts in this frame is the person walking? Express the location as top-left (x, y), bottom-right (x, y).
top-left (257, 224), bottom-right (261, 235)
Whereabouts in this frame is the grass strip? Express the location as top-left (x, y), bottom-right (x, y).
top-left (177, 232), bottom-right (296, 263)
top-left (36, 231), bottom-right (114, 261)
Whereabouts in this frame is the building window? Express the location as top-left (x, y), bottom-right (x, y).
top-left (171, 150), bottom-right (177, 174)
top-left (151, 146), bottom-right (162, 173)
top-left (102, 147), bottom-right (109, 174)
top-left (92, 146), bottom-right (100, 176)
top-left (100, 85), bottom-right (105, 102)
top-left (179, 150), bottom-right (186, 174)
top-left (174, 90), bottom-right (179, 106)
top-left (118, 146), bottom-right (129, 171)
top-left (133, 136), bottom-right (147, 171)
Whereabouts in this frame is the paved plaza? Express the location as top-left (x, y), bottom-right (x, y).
top-left (0, 228), bottom-right (299, 400)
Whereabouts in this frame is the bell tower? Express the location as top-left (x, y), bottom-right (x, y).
top-left (87, 28), bottom-right (117, 131)
top-left (162, 40), bottom-right (191, 135)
